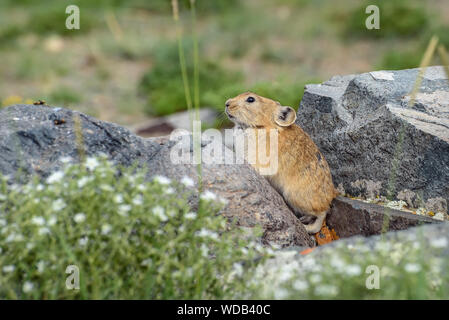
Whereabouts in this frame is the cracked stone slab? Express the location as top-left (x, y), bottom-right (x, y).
top-left (327, 197), bottom-right (438, 239)
top-left (297, 66), bottom-right (449, 214)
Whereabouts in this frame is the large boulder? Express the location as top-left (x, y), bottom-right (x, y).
top-left (0, 104), bottom-right (313, 248)
top-left (296, 66), bottom-right (449, 214)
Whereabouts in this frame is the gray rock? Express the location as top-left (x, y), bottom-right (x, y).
top-left (0, 104), bottom-right (161, 180)
top-left (147, 134), bottom-right (314, 248)
top-left (326, 196), bottom-right (438, 239)
top-left (297, 66), bottom-right (449, 214)
top-left (0, 104), bottom-right (313, 248)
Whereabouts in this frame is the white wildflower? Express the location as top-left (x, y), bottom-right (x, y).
top-left (36, 261), bottom-right (45, 273)
top-left (200, 243), bottom-right (209, 257)
top-left (38, 227), bottom-right (50, 236)
top-left (196, 228), bottom-right (219, 240)
top-left (200, 190), bottom-right (217, 201)
top-left (6, 233), bottom-right (23, 242)
top-left (185, 267), bottom-right (193, 278)
top-left (100, 184), bottom-right (114, 192)
top-left (77, 176), bottom-right (90, 188)
top-left (430, 237), bottom-right (448, 248)
top-left (46, 171), bottom-right (64, 184)
top-left (141, 258), bottom-right (153, 267)
top-left (73, 213), bottom-right (86, 224)
top-left (153, 206), bottom-right (168, 221)
top-left (181, 176), bottom-right (194, 187)
top-left (302, 257), bottom-right (317, 270)
top-left (2, 265), bottom-right (15, 273)
top-left (274, 288), bottom-right (289, 300)
top-left (167, 209), bottom-right (176, 218)
top-left (345, 264), bottom-right (362, 276)
top-left (404, 263), bottom-right (421, 273)
top-left (185, 212), bottom-right (197, 220)
top-left (164, 187), bottom-right (175, 195)
top-left (330, 256), bottom-right (346, 271)
top-left (0, 194), bottom-right (7, 201)
top-left (101, 224), bottom-right (112, 235)
top-left (85, 157), bottom-right (100, 171)
top-left (0, 218), bottom-right (7, 227)
top-left (52, 199), bottom-right (66, 212)
top-left (314, 284), bottom-right (338, 297)
top-left (293, 279), bottom-right (309, 291)
top-left (31, 216), bottom-right (46, 226)
top-left (113, 194), bottom-right (124, 204)
top-left (78, 236), bottom-right (89, 247)
top-left (309, 274), bottom-right (322, 284)
top-left (137, 184), bottom-right (146, 192)
top-left (36, 184), bottom-right (44, 191)
top-left (118, 204), bottom-right (131, 217)
top-left (153, 175), bottom-right (171, 185)
top-left (22, 281), bottom-right (34, 293)
top-left (132, 195), bottom-right (143, 206)
top-left (47, 215), bottom-right (57, 226)
top-left (278, 266), bottom-right (294, 283)
top-left (232, 263), bottom-right (244, 277)
top-left (375, 241), bottom-right (391, 252)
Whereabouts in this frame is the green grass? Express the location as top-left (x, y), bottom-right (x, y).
top-left (139, 40), bottom-right (243, 116)
top-left (0, 157), bottom-right (264, 299)
top-left (0, 0), bottom-right (240, 13)
top-left (379, 49), bottom-right (422, 70)
top-left (344, 0), bottom-right (430, 39)
top-left (49, 86), bottom-right (82, 106)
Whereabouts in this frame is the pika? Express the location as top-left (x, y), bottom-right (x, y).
top-left (225, 92), bottom-right (338, 233)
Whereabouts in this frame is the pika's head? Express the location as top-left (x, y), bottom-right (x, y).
top-left (225, 92), bottom-right (296, 129)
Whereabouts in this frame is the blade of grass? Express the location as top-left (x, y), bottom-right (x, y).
top-left (381, 36), bottom-right (439, 234)
top-left (171, 0), bottom-right (193, 129)
top-left (190, 0), bottom-right (202, 190)
top-left (437, 45), bottom-right (449, 79)
top-left (105, 10), bottom-right (123, 42)
top-left (73, 113), bottom-right (86, 163)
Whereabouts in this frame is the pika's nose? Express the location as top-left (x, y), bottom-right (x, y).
top-left (225, 99), bottom-right (231, 108)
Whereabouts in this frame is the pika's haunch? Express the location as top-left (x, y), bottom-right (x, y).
top-left (225, 92), bottom-right (338, 234)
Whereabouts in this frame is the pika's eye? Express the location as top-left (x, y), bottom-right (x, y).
top-left (246, 96), bottom-right (255, 103)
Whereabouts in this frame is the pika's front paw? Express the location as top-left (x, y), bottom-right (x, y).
top-left (299, 215), bottom-right (315, 224)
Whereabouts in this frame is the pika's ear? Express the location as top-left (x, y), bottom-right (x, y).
top-left (275, 106), bottom-right (296, 127)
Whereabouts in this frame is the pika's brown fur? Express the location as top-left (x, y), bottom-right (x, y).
top-left (225, 92), bottom-right (338, 233)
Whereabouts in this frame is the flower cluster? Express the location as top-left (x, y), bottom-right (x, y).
top-left (252, 230), bottom-right (449, 299)
top-left (0, 157), bottom-right (264, 299)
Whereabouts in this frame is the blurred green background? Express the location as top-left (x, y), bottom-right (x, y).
top-left (0, 0), bottom-right (447, 128)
